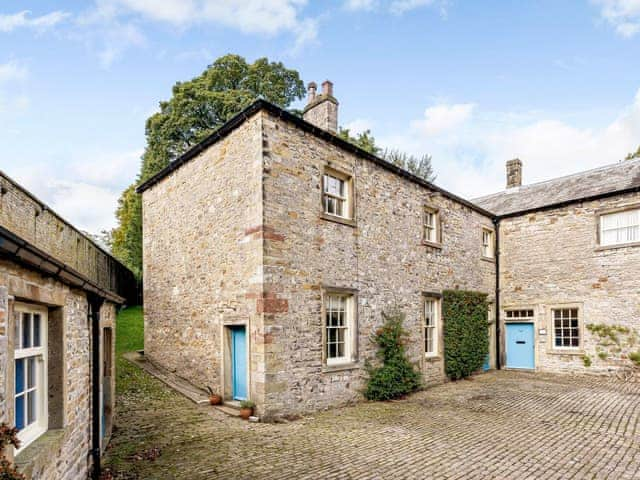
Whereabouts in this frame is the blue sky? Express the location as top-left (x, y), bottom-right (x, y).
top-left (1, 0), bottom-right (640, 233)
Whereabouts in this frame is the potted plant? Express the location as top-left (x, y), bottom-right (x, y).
top-left (239, 400), bottom-right (255, 420)
top-left (206, 386), bottom-right (222, 405)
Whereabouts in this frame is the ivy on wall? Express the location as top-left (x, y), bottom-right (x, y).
top-left (443, 290), bottom-right (489, 380)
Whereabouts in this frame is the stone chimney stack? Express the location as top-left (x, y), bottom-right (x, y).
top-left (303, 79), bottom-right (338, 134)
top-left (506, 158), bottom-right (523, 189)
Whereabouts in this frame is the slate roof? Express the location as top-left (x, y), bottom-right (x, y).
top-left (473, 158), bottom-right (640, 217)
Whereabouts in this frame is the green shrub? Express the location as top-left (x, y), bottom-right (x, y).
top-left (240, 400), bottom-right (255, 409)
top-left (443, 290), bottom-right (489, 380)
top-left (582, 355), bottom-right (592, 367)
top-left (597, 351), bottom-right (608, 360)
top-left (629, 351), bottom-right (640, 366)
top-left (0, 423), bottom-right (25, 480)
top-left (364, 311), bottom-right (421, 401)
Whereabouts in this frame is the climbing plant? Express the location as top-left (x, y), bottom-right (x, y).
top-left (442, 290), bottom-right (489, 380)
top-left (364, 310), bottom-right (422, 401)
top-left (587, 323), bottom-right (640, 373)
top-left (0, 423), bottom-right (24, 480)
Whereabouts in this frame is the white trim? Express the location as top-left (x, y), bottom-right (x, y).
top-left (325, 294), bottom-right (353, 366)
top-left (13, 303), bottom-right (48, 452)
top-left (423, 297), bottom-right (440, 358)
top-left (599, 208), bottom-right (640, 247)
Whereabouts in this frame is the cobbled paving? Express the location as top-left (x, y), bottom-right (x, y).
top-left (104, 370), bottom-right (640, 480)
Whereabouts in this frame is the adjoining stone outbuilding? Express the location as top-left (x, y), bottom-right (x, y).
top-left (475, 158), bottom-right (640, 374)
top-left (0, 171), bottom-right (136, 479)
top-left (138, 82), bottom-right (497, 419)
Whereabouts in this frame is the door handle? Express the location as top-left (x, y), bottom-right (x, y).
top-left (516, 341), bottom-right (526, 344)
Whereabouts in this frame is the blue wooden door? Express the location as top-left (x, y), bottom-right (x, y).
top-left (506, 323), bottom-right (535, 369)
top-left (231, 327), bottom-right (248, 400)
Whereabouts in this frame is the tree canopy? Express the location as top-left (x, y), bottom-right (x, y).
top-left (626, 146), bottom-right (640, 160)
top-left (111, 54), bottom-right (306, 277)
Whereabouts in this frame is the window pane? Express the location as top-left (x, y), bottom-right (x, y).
top-left (33, 314), bottom-right (41, 347)
top-left (328, 342), bottom-right (336, 358)
top-left (22, 313), bottom-right (31, 349)
top-left (15, 359), bottom-right (25, 394)
top-left (15, 394), bottom-right (25, 430)
top-left (27, 391), bottom-right (36, 425)
top-left (27, 357), bottom-right (36, 389)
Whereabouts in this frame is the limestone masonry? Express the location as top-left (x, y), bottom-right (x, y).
top-left (140, 82), bottom-right (640, 420)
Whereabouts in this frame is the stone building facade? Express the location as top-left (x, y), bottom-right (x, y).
top-left (139, 84), bottom-right (497, 419)
top-left (475, 159), bottom-right (640, 374)
top-left (0, 171), bottom-right (135, 479)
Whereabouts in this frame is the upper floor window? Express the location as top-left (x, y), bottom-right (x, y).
top-left (552, 308), bottom-right (580, 349)
top-left (323, 172), bottom-right (351, 219)
top-left (482, 228), bottom-right (495, 258)
top-left (424, 297), bottom-right (440, 357)
top-left (423, 207), bottom-right (440, 244)
top-left (325, 293), bottom-right (354, 366)
top-left (600, 208), bottom-right (640, 246)
top-left (13, 304), bottom-right (48, 450)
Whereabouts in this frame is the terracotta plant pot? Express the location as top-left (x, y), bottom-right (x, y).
top-left (209, 394), bottom-right (222, 406)
top-left (239, 408), bottom-right (253, 420)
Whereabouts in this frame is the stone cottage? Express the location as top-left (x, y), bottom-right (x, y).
top-left (138, 81), bottom-right (497, 419)
top-left (475, 158), bottom-right (640, 373)
top-left (0, 171), bottom-right (136, 479)
top-left (138, 80), bottom-right (640, 419)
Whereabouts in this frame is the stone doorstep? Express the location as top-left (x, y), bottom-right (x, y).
top-left (214, 404), bottom-right (242, 417)
top-left (122, 351), bottom-right (209, 405)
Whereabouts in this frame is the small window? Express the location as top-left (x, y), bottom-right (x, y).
top-left (323, 173), bottom-right (351, 219)
top-left (325, 293), bottom-right (354, 365)
top-left (482, 228), bottom-right (494, 258)
top-left (424, 207), bottom-right (439, 244)
top-left (600, 209), bottom-right (640, 246)
top-left (424, 297), bottom-right (440, 357)
top-left (553, 308), bottom-right (580, 349)
top-left (13, 305), bottom-right (48, 450)
top-left (505, 309), bottom-right (534, 320)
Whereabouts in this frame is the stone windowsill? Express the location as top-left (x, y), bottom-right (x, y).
top-left (547, 348), bottom-right (585, 356)
top-left (15, 429), bottom-right (65, 478)
top-left (319, 213), bottom-right (357, 228)
top-left (424, 355), bottom-right (442, 363)
top-left (595, 241), bottom-right (640, 252)
top-left (322, 362), bottom-right (360, 373)
top-left (481, 256), bottom-right (496, 263)
top-left (422, 240), bottom-right (443, 250)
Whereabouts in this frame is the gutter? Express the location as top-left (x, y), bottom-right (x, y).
top-left (89, 295), bottom-right (104, 480)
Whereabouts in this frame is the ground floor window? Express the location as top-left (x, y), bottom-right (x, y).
top-left (424, 297), bottom-right (440, 356)
top-left (553, 308), bottom-right (580, 348)
top-left (13, 304), bottom-right (48, 449)
top-left (325, 293), bottom-right (354, 366)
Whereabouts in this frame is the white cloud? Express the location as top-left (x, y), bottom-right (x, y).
top-left (7, 149), bottom-right (141, 233)
top-left (594, 0), bottom-right (640, 37)
top-left (92, 0), bottom-right (318, 50)
top-left (344, 118), bottom-right (374, 135)
top-left (0, 61), bottom-right (27, 83)
top-left (0, 61), bottom-right (29, 118)
top-left (0, 10), bottom-right (70, 33)
top-left (413, 103), bottom-right (475, 136)
top-left (344, 0), bottom-right (377, 11)
top-left (378, 89), bottom-right (640, 199)
top-left (389, 0), bottom-right (439, 15)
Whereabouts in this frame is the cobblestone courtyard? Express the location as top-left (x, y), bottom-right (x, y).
top-left (104, 366), bottom-right (640, 480)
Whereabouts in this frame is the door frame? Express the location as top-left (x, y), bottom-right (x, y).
top-left (504, 321), bottom-right (536, 370)
top-left (221, 322), bottom-right (251, 402)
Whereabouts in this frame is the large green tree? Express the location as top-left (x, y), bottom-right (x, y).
top-left (111, 54), bottom-right (306, 278)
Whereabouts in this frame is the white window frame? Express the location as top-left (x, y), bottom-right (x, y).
top-left (322, 172), bottom-right (352, 220)
top-left (324, 293), bottom-right (354, 366)
top-left (13, 303), bottom-right (48, 451)
top-left (482, 228), bottom-right (494, 258)
top-left (551, 307), bottom-right (581, 350)
top-left (599, 208), bottom-right (640, 247)
top-left (504, 309), bottom-right (535, 322)
top-left (423, 207), bottom-right (439, 244)
top-left (423, 297), bottom-right (440, 357)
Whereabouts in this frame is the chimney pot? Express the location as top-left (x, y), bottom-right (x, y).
top-left (307, 82), bottom-right (317, 102)
top-left (506, 158), bottom-right (523, 188)
top-left (322, 80), bottom-right (333, 97)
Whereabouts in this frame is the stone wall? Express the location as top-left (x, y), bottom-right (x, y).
top-left (498, 191), bottom-right (640, 373)
top-left (142, 113), bottom-right (266, 406)
top-left (0, 260), bottom-right (116, 480)
top-left (0, 286), bottom-right (7, 426)
top-left (260, 111), bottom-right (496, 416)
top-left (0, 171), bottom-right (134, 299)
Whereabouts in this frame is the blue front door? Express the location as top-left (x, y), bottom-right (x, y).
top-left (231, 327), bottom-right (248, 401)
top-left (506, 323), bottom-right (535, 369)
